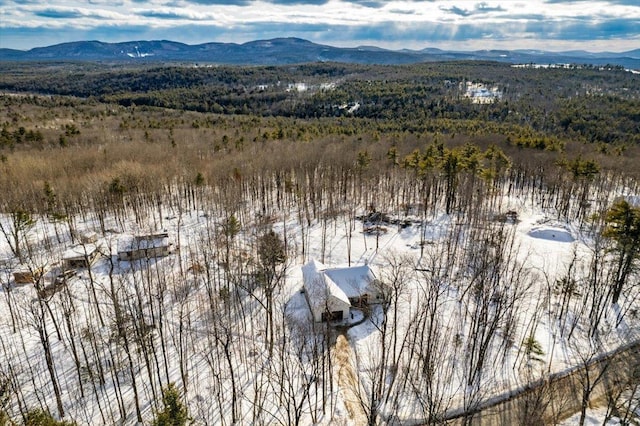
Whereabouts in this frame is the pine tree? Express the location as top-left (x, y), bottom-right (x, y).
top-left (24, 410), bottom-right (76, 426)
top-left (603, 199), bottom-right (640, 304)
top-left (152, 383), bottom-right (189, 426)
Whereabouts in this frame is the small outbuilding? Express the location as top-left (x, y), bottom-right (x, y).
top-left (118, 232), bottom-right (173, 261)
top-left (302, 259), bottom-right (381, 322)
top-left (80, 231), bottom-right (98, 244)
top-left (63, 244), bottom-right (99, 269)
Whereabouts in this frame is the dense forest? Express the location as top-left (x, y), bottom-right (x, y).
top-left (1, 61), bottom-right (639, 146)
top-left (0, 61), bottom-right (639, 425)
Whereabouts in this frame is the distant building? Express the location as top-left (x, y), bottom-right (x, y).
top-left (118, 232), bottom-right (173, 261)
top-left (302, 260), bottom-right (351, 322)
top-left (62, 244), bottom-right (99, 269)
top-left (462, 81), bottom-right (503, 104)
top-left (302, 259), bottom-right (381, 322)
top-left (79, 231), bottom-right (98, 244)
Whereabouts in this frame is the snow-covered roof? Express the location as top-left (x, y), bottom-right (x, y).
top-left (118, 233), bottom-right (170, 253)
top-left (62, 244), bottom-right (98, 260)
top-left (323, 264), bottom-right (377, 299)
top-left (302, 259), bottom-right (378, 305)
top-left (302, 260), bottom-right (350, 313)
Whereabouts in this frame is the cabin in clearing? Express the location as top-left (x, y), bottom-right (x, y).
top-left (302, 259), bottom-right (381, 322)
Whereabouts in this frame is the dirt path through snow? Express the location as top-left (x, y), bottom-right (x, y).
top-left (333, 333), bottom-right (368, 425)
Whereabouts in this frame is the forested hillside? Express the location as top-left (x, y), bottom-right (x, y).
top-left (1, 61), bottom-right (639, 147)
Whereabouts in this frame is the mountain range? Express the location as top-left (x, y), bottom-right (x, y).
top-left (1, 38), bottom-right (639, 69)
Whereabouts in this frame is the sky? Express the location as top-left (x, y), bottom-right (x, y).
top-left (1, 0), bottom-right (639, 52)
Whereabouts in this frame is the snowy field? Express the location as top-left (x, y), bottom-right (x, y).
top-left (0, 176), bottom-right (639, 425)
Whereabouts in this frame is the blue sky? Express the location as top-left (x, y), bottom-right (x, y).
top-left (1, 0), bottom-right (639, 52)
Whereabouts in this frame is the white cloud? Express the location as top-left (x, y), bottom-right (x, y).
top-left (1, 0), bottom-right (639, 50)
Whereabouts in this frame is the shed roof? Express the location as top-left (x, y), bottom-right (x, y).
top-left (118, 233), bottom-right (170, 252)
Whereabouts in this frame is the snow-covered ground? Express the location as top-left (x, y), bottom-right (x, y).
top-left (0, 180), bottom-right (638, 424)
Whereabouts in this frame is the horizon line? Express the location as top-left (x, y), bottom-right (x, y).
top-left (2, 37), bottom-right (639, 55)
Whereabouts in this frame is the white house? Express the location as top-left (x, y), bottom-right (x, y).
top-left (302, 260), bottom-right (351, 322)
top-left (302, 259), bottom-right (381, 322)
top-left (323, 264), bottom-right (381, 306)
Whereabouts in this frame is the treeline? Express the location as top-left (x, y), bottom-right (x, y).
top-left (1, 93), bottom-right (640, 212)
top-left (0, 62), bottom-right (362, 98)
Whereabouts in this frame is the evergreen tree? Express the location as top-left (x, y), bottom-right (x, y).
top-left (603, 199), bottom-right (640, 304)
top-left (152, 383), bottom-right (189, 426)
top-left (24, 410), bottom-right (75, 426)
